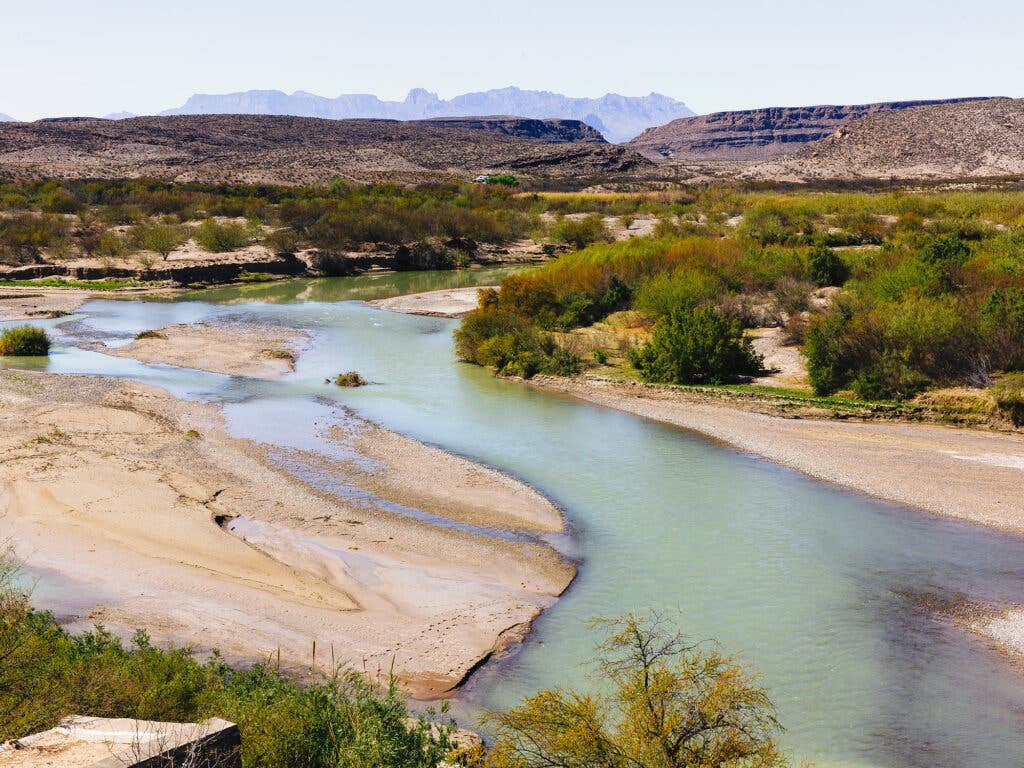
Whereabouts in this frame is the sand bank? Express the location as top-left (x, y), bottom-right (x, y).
top-left (102, 322), bottom-right (308, 379)
top-left (0, 371), bottom-right (573, 699)
top-left (531, 374), bottom-right (1024, 533)
top-left (0, 287), bottom-right (92, 321)
top-left (368, 286), bottom-right (491, 317)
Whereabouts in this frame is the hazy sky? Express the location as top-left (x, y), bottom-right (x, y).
top-left (3, 0), bottom-right (1022, 120)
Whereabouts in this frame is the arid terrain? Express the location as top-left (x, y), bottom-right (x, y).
top-left (0, 114), bottom-right (652, 186)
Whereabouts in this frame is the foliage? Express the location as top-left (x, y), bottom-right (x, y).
top-left (992, 373), bottom-right (1024, 426)
top-left (0, 325), bottom-right (51, 356)
top-left (482, 614), bottom-right (788, 768)
top-left (335, 371), bottom-right (368, 387)
top-left (0, 558), bottom-right (454, 766)
top-left (485, 174), bottom-right (520, 187)
top-left (195, 218), bottom-right (252, 253)
top-left (629, 307), bottom-right (763, 385)
top-left (238, 271), bottom-right (275, 283)
top-left (131, 221), bottom-right (186, 259)
top-left (553, 215), bottom-right (612, 250)
top-left (806, 245), bottom-right (848, 287)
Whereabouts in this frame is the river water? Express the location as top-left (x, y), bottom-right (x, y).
top-left (3, 268), bottom-right (1023, 767)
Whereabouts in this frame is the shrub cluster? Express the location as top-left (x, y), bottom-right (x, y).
top-left (0, 325), bottom-right (51, 356)
top-left (0, 562), bottom-right (454, 767)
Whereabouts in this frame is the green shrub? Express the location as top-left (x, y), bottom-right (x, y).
top-left (335, 371), bottom-right (368, 387)
top-left (0, 562), bottom-right (455, 766)
top-left (553, 215), bottom-right (611, 250)
top-left (992, 373), bottom-right (1024, 426)
top-left (131, 221), bottom-right (186, 260)
top-left (980, 288), bottom-right (1024, 371)
top-left (195, 219), bottom-right (251, 253)
top-left (0, 325), bottom-right (51, 356)
top-left (634, 269), bottom-right (725, 318)
top-left (238, 271), bottom-right (275, 283)
top-left (807, 245), bottom-right (849, 287)
top-left (486, 174), bottom-right (520, 187)
top-left (851, 349), bottom-right (930, 400)
top-left (629, 307), bottom-right (763, 385)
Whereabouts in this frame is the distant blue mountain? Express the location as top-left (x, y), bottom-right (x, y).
top-left (159, 87), bottom-right (694, 142)
top-left (0, 113), bottom-right (16, 122)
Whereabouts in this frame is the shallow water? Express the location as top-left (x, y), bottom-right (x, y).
top-left (3, 269), bottom-right (1024, 766)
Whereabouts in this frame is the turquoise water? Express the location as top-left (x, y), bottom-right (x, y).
top-left (3, 271), bottom-right (1024, 766)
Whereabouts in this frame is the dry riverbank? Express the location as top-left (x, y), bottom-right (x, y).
top-left (0, 370), bottom-right (574, 700)
top-left (367, 286), bottom-right (495, 318)
top-left (530, 374), bottom-right (1024, 533)
top-left (100, 322), bottom-right (308, 379)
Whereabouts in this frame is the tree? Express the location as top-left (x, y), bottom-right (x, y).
top-left (134, 222), bottom-right (185, 261)
top-left (482, 614), bottom-right (789, 768)
top-left (630, 307), bottom-right (763, 385)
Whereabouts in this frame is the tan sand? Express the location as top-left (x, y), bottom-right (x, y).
top-left (531, 374), bottom-right (1024, 533)
top-left (101, 322), bottom-right (307, 379)
top-left (0, 288), bottom-right (92, 321)
top-left (0, 371), bottom-right (574, 700)
top-left (368, 286), bottom-right (491, 318)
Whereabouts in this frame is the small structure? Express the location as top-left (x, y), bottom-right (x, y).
top-left (0, 716), bottom-right (241, 767)
top-left (472, 174), bottom-right (491, 183)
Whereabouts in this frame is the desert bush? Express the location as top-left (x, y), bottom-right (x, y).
top-left (195, 218), bottom-right (251, 253)
top-left (980, 287), bottom-right (1024, 371)
top-left (553, 215), bottom-right (611, 250)
top-left (992, 373), bottom-right (1024, 426)
top-left (0, 214), bottom-right (70, 265)
top-left (334, 371), bottom-right (368, 387)
top-left (0, 325), bottom-right (51, 356)
top-left (131, 221), bottom-right (186, 260)
top-left (634, 268), bottom-right (725, 318)
top-left (485, 174), bottom-right (519, 187)
top-left (265, 227), bottom-right (301, 255)
top-left (629, 306), bottom-right (763, 385)
top-left (0, 559), bottom-right (455, 766)
top-left (807, 244), bottom-right (849, 287)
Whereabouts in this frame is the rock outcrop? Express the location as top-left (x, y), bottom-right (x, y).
top-left (745, 97), bottom-right (1024, 181)
top-left (630, 97), bottom-right (996, 162)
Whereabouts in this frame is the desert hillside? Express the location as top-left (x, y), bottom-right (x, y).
top-left (630, 97), bottom-right (993, 162)
top-left (0, 114), bottom-right (652, 186)
top-left (745, 97), bottom-right (1024, 181)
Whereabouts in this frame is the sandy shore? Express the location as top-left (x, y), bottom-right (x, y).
top-left (0, 287), bottom-right (93, 321)
top-left (101, 322), bottom-right (308, 379)
top-left (0, 371), bottom-right (574, 699)
top-left (368, 286), bottom-right (491, 318)
top-left (531, 374), bottom-right (1024, 533)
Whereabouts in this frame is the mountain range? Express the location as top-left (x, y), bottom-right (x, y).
top-left (156, 87), bottom-right (694, 143)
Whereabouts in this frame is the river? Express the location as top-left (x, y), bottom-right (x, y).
top-left (4, 267), bottom-right (1024, 767)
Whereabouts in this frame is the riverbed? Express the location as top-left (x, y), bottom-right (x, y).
top-left (4, 268), bottom-right (1024, 767)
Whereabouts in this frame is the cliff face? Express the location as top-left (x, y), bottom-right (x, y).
top-left (424, 117), bottom-right (606, 143)
top-left (630, 98), bottom-right (996, 162)
top-left (745, 97), bottom-right (1024, 181)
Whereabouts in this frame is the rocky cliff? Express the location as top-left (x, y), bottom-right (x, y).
top-left (745, 97), bottom-right (1024, 181)
top-left (630, 97), bottom-right (996, 162)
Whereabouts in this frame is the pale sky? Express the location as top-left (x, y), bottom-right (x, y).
top-left (3, 0), bottom-right (1022, 120)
